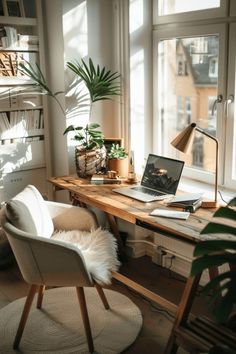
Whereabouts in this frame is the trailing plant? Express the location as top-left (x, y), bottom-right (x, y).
top-left (63, 123), bottom-right (104, 151)
top-left (191, 196), bottom-right (236, 323)
top-left (108, 143), bottom-right (128, 159)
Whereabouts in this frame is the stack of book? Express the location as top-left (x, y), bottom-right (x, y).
top-left (18, 34), bottom-right (39, 49)
top-left (91, 174), bottom-right (123, 185)
top-left (167, 193), bottom-right (203, 213)
top-left (0, 26), bottom-right (17, 47)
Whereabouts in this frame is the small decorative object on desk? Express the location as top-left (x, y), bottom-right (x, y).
top-left (107, 170), bottom-right (118, 179)
top-left (127, 150), bottom-right (137, 183)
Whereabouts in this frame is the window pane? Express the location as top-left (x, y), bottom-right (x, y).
top-left (158, 0), bottom-right (220, 16)
top-left (157, 36), bottom-right (219, 174)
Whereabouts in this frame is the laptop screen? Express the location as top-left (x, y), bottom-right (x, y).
top-left (141, 154), bottom-right (185, 195)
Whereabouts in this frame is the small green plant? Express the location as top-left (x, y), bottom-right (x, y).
top-left (64, 123), bottom-right (104, 151)
top-left (108, 143), bottom-right (128, 159)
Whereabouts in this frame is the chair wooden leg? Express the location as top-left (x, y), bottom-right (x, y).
top-left (37, 285), bottom-right (45, 309)
top-left (165, 335), bottom-right (179, 354)
top-left (95, 283), bottom-right (110, 310)
top-left (13, 284), bottom-right (38, 349)
top-left (76, 287), bottom-right (94, 353)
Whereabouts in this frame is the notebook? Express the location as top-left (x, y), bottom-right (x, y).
top-left (113, 154), bottom-right (185, 202)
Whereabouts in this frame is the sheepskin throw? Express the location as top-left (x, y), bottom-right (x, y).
top-left (52, 227), bottom-right (120, 285)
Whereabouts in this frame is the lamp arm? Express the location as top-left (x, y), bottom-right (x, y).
top-left (195, 127), bottom-right (219, 203)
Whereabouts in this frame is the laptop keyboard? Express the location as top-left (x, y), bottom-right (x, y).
top-left (132, 186), bottom-right (163, 197)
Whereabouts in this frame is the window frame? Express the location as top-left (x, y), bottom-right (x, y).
top-left (224, 22), bottom-right (236, 190)
top-left (153, 23), bottom-right (228, 186)
top-left (153, 0), bottom-right (228, 25)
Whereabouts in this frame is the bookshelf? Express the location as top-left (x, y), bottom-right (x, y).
top-left (0, 0), bottom-right (51, 201)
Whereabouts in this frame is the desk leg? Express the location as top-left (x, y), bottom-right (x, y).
top-left (105, 213), bottom-right (126, 259)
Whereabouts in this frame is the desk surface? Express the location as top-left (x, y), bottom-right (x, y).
top-left (49, 175), bottom-right (215, 244)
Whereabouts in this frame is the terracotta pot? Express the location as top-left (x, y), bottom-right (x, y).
top-left (75, 146), bottom-right (106, 177)
top-left (107, 157), bottom-right (128, 177)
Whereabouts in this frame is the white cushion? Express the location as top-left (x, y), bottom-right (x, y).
top-left (6, 185), bottom-right (54, 238)
top-left (52, 227), bottom-right (120, 285)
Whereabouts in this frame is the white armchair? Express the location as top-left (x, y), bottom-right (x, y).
top-left (0, 185), bottom-right (119, 353)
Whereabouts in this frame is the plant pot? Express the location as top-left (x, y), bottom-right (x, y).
top-left (108, 157), bottom-right (128, 177)
top-left (75, 145), bottom-right (106, 177)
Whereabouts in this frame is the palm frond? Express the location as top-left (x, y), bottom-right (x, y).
top-left (19, 61), bottom-right (65, 114)
top-left (191, 197), bottom-right (236, 323)
top-left (66, 57), bottom-right (121, 104)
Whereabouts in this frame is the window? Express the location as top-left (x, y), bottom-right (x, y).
top-left (154, 0), bottom-right (227, 23)
top-left (128, 1), bottom-right (236, 190)
top-left (177, 96), bottom-right (184, 130)
top-left (158, 0), bottom-right (220, 16)
top-left (185, 96), bottom-right (192, 125)
top-left (155, 33), bottom-right (219, 177)
top-left (208, 96), bottom-right (217, 132)
top-left (192, 136), bottom-right (204, 167)
top-left (151, 5), bottom-right (236, 190)
top-left (209, 58), bottom-right (218, 78)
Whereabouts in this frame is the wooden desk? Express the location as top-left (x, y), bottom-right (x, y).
top-left (48, 175), bottom-right (215, 313)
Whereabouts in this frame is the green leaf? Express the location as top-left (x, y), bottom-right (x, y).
top-left (201, 222), bottom-right (236, 236)
top-left (63, 125), bottom-right (76, 135)
top-left (191, 254), bottom-right (236, 275)
top-left (194, 240), bottom-right (236, 256)
top-left (88, 123), bottom-right (100, 129)
top-left (228, 197), bottom-right (236, 207)
top-left (214, 207), bottom-right (236, 220)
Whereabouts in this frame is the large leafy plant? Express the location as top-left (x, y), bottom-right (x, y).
top-left (64, 123), bottom-right (104, 151)
top-left (19, 58), bottom-right (121, 151)
top-left (191, 197), bottom-right (236, 323)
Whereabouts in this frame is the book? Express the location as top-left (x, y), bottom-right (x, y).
top-left (91, 174), bottom-right (122, 185)
top-left (167, 193), bottom-right (203, 206)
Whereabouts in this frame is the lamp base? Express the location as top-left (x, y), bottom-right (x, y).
top-left (201, 201), bottom-right (219, 209)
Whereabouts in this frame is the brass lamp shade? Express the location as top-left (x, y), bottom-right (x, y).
top-left (171, 123), bottom-right (197, 154)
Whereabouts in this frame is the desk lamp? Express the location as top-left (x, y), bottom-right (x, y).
top-left (171, 122), bottom-right (219, 208)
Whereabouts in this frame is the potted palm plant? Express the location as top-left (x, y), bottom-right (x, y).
top-left (19, 58), bottom-right (122, 177)
top-left (107, 143), bottom-right (128, 177)
top-left (65, 58), bottom-right (121, 176)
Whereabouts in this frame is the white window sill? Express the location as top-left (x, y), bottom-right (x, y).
top-left (179, 177), bottom-right (235, 204)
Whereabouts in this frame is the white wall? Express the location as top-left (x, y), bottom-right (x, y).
top-left (129, 0), bottom-right (153, 174)
top-left (62, 0), bottom-right (122, 172)
top-left (42, 0), bottom-right (69, 177)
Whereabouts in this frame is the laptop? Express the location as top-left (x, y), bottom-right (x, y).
top-left (113, 154), bottom-right (184, 202)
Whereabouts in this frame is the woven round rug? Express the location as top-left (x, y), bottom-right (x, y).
top-left (0, 287), bottom-right (142, 354)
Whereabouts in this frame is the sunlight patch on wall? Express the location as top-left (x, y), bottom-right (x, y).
top-left (1, 144), bottom-right (32, 173)
top-left (130, 49), bottom-right (145, 174)
top-left (63, 1), bottom-right (88, 58)
top-left (129, 0), bottom-right (143, 34)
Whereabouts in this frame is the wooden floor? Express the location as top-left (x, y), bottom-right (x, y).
top-left (0, 255), bottom-right (210, 354)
